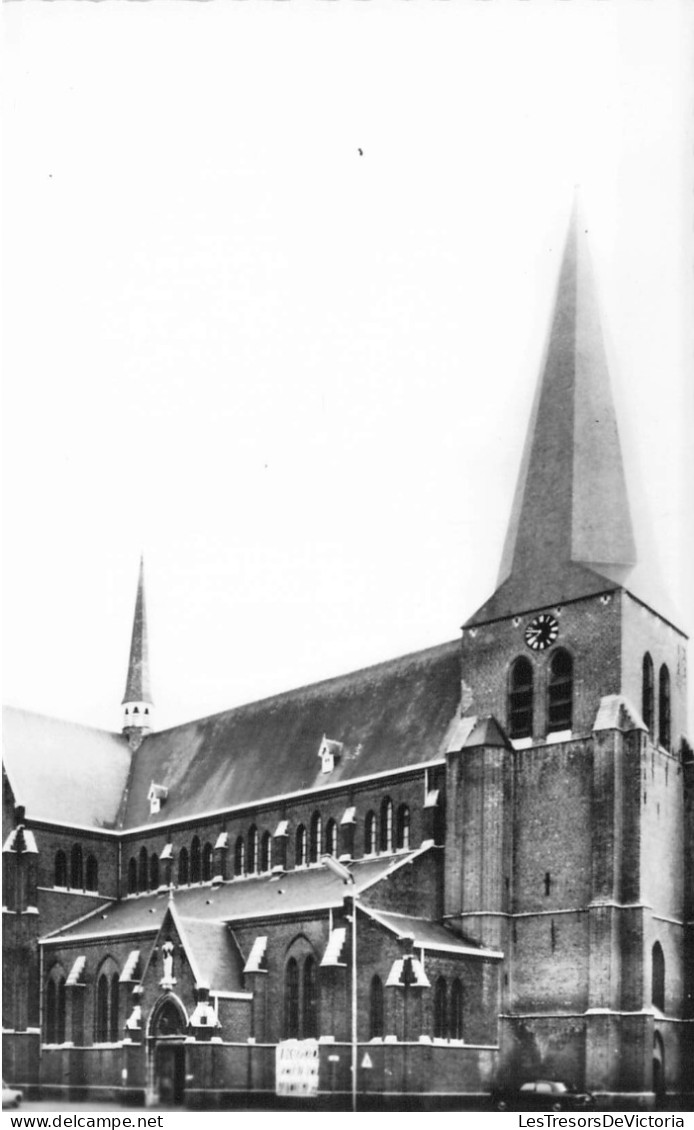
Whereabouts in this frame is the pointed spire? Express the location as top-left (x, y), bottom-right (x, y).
top-left (122, 556), bottom-right (153, 746)
top-left (468, 205), bottom-right (638, 625)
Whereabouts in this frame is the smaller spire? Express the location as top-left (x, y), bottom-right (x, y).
top-left (122, 556), bottom-right (153, 749)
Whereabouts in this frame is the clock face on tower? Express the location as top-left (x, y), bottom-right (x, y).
top-left (524, 613), bottom-right (559, 651)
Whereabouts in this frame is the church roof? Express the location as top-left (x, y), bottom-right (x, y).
top-left (176, 917), bottom-right (244, 991)
top-left (2, 706), bottom-right (131, 830)
top-left (468, 206), bottom-right (640, 626)
top-left (120, 639), bottom-right (462, 829)
top-left (42, 850), bottom-right (431, 942)
top-left (362, 907), bottom-right (502, 959)
top-left (4, 640), bottom-right (462, 831)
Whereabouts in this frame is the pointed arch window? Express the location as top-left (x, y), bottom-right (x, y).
top-left (509, 656), bottom-right (534, 739)
top-left (110, 973), bottom-right (120, 1042)
top-left (652, 942), bottom-right (665, 1011)
top-left (642, 653), bottom-right (655, 734)
top-left (396, 804), bottom-right (410, 851)
top-left (178, 846), bottom-right (189, 886)
top-left (434, 977), bottom-right (448, 1039)
top-left (364, 811), bottom-right (377, 855)
top-left (260, 830), bottom-right (272, 872)
top-left (309, 812), bottom-right (322, 864)
top-left (234, 836), bottom-right (246, 877)
top-left (54, 850), bottom-right (67, 888)
top-left (149, 853), bottom-right (159, 891)
top-left (658, 665), bottom-right (671, 750)
top-left (95, 960), bottom-right (121, 1044)
top-left (247, 827), bottom-right (258, 875)
top-left (450, 978), bottom-right (464, 1040)
top-left (380, 798), bottom-right (393, 853)
top-left (369, 975), bottom-right (384, 1039)
top-left (95, 972), bottom-right (110, 1043)
top-left (138, 847), bottom-right (148, 893)
top-left (70, 843), bottom-right (83, 889)
top-left (284, 957), bottom-right (300, 1038)
top-left (548, 648), bottom-right (573, 732)
top-left (45, 967), bottom-right (66, 1044)
top-left (85, 855), bottom-right (99, 892)
top-left (128, 857), bottom-right (138, 894)
top-left (45, 979), bottom-right (57, 1043)
top-left (324, 818), bottom-right (338, 857)
top-left (295, 824), bottom-right (307, 868)
top-left (190, 836), bottom-right (202, 883)
top-left (302, 956), bottom-right (318, 1038)
top-left (202, 842), bottom-right (213, 882)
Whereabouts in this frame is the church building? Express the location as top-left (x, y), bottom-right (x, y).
top-left (3, 211), bottom-right (692, 1109)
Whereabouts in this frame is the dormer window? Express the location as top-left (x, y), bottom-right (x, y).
top-left (147, 783), bottom-right (168, 816)
top-left (318, 735), bottom-right (344, 774)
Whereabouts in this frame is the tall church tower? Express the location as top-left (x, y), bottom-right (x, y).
top-left (445, 208), bottom-right (691, 1101)
top-left (122, 556), bottom-right (153, 751)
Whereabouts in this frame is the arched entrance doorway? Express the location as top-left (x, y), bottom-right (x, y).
top-left (149, 997), bottom-right (187, 1106)
top-left (652, 1031), bottom-right (665, 1108)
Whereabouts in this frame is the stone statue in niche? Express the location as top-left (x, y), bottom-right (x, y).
top-left (160, 940), bottom-right (176, 986)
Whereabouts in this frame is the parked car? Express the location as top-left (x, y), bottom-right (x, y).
top-left (2, 1080), bottom-right (23, 1109)
top-left (492, 1080), bottom-right (595, 1112)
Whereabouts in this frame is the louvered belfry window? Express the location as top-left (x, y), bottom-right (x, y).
top-left (509, 656), bottom-right (534, 739)
top-left (547, 649), bottom-right (573, 733)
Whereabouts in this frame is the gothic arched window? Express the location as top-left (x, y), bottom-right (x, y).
top-left (45, 966), bottom-right (66, 1044)
top-left (284, 957), bottom-right (300, 1038)
top-left (260, 830), bottom-right (272, 872)
top-left (234, 836), bottom-right (245, 877)
top-left (309, 812), bottom-right (322, 864)
top-left (509, 656), bottom-right (534, 739)
top-left (450, 978), bottom-right (464, 1040)
top-left (190, 836), bottom-right (201, 883)
top-left (295, 824), bottom-right (307, 867)
top-left (138, 847), bottom-right (148, 893)
top-left (178, 846), bottom-right (189, 886)
top-left (109, 973), bottom-right (120, 1042)
top-left (380, 798), bottom-right (393, 853)
top-left (324, 818), bottom-right (338, 857)
top-left (247, 827), bottom-right (258, 874)
top-left (434, 977), bottom-right (448, 1039)
top-left (548, 648), bottom-right (573, 733)
top-left (396, 804), bottom-right (410, 851)
top-left (364, 811), bottom-right (377, 855)
top-left (202, 841), bottom-right (213, 882)
top-left (658, 665), bottom-right (671, 750)
top-left (45, 979), bottom-right (57, 1043)
top-left (303, 955), bottom-right (318, 1038)
top-left (70, 843), bottom-right (83, 889)
top-left (128, 857), bottom-right (137, 894)
top-left (95, 960), bottom-right (120, 1044)
top-left (149, 853), bottom-right (159, 892)
top-left (642, 653), bottom-right (655, 734)
top-left (85, 854), bottom-right (98, 892)
top-left (369, 975), bottom-right (384, 1039)
top-left (95, 973), bottom-right (110, 1043)
top-left (54, 850), bottom-right (67, 888)
top-left (652, 942), bottom-right (665, 1011)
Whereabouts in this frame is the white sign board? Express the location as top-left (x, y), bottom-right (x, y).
top-left (276, 1039), bottom-right (320, 1098)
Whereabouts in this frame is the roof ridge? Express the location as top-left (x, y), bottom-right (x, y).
top-left (148, 637), bottom-right (461, 736)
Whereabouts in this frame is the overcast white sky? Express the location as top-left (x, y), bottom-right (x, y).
top-left (3, 1), bottom-right (692, 735)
